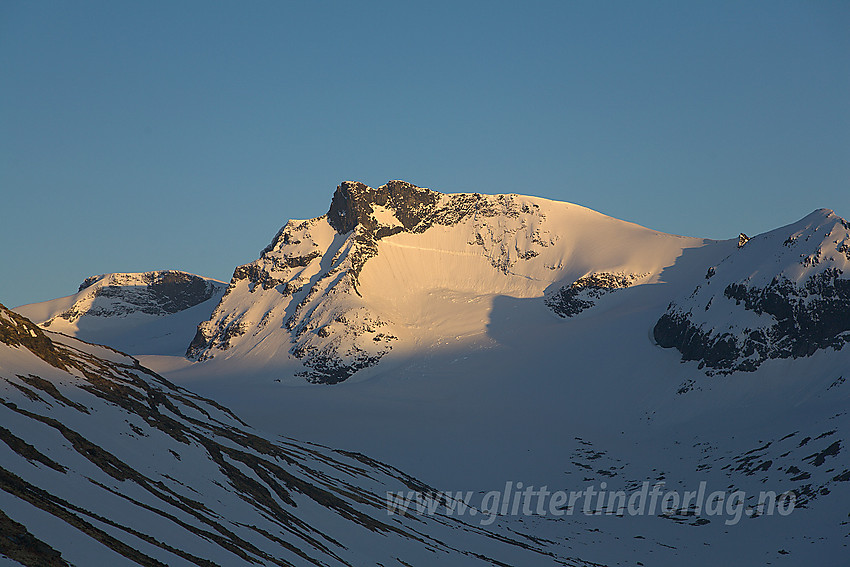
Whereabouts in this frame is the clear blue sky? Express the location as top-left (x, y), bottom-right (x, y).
top-left (2, 1), bottom-right (848, 308)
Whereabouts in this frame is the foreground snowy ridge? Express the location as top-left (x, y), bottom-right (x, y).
top-left (0, 304), bottom-right (590, 566)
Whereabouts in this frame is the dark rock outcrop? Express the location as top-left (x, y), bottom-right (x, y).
top-left (655, 268), bottom-right (850, 373)
top-left (546, 272), bottom-right (643, 318)
top-left (327, 180), bottom-right (439, 235)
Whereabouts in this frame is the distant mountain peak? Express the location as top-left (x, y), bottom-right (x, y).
top-left (74, 270), bottom-right (224, 301)
top-left (14, 271), bottom-right (227, 357)
top-left (48, 271), bottom-right (225, 325)
top-left (809, 207), bottom-right (837, 218)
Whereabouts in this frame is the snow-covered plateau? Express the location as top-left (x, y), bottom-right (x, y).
top-left (7, 181), bottom-right (850, 566)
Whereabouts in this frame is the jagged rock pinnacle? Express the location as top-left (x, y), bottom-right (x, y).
top-left (326, 180), bottom-right (439, 234)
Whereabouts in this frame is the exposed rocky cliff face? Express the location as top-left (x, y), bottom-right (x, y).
top-left (654, 209), bottom-right (850, 373)
top-left (326, 179), bottom-right (440, 236)
top-left (323, 180), bottom-right (555, 284)
top-left (185, 208), bottom-right (399, 383)
top-left (0, 304), bottom-right (68, 370)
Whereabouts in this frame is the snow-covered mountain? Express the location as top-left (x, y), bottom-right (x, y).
top-left (0, 303), bottom-right (581, 566)
top-left (16, 271), bottom-right (226, 356)
top-left (654, 208), bottom-right (850, 373)
top-left (186, 180), bottom-right (706, 383)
